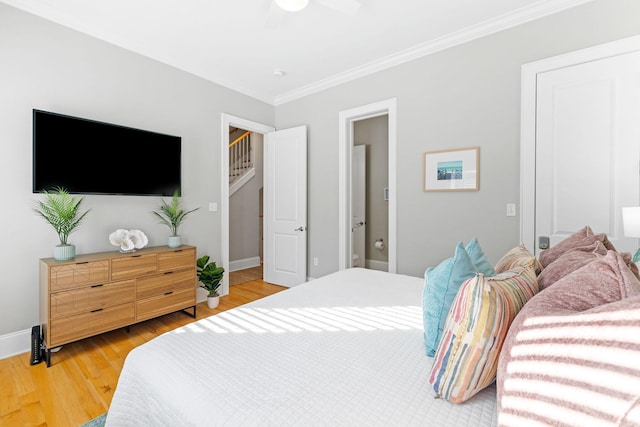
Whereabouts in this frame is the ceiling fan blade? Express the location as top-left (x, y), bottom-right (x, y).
top-left (316, 0), bottom-right (361, 16)
top-left (264, 1), bottom-right (288, 29)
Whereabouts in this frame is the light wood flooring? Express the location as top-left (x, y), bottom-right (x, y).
top-left (228, 264), bottom-right (263, 286)
top-left (0, 279), bottom-right (285, 427)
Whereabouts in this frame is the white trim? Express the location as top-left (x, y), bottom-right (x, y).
top-left (229, 256), bottom-right (261, 272)
top-left (365, 259), bottom-right (389, 272)
top-left (274, 0), bottom-right (594, 105)
top-left (0, 328), bottom-right (30, 360)
top-left (221, 114), bottom-right (275, 298)
top-left (338, 98), bottom-right (397, 273)
top-left (520, 34), bottom-right (640, 251)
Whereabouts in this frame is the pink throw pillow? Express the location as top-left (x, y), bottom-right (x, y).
top-left (538, 226), bottom-right (616, 268)
top-left (537, 240), bottom-right (608, 290)
top-left (497, 250), bottom-right (640, 426)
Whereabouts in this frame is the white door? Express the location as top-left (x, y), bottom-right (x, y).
top-left (352, 145), bottom-right (366, 267)
top-left (263, 125), bottom-right (307, 287)
top-left (534, 51), bottom-right (640, 256)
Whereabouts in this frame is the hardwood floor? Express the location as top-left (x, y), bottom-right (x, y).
top-left (228, 264), bottom-right (263, 286)
top-left (0, 279), bottom-right (286, 427)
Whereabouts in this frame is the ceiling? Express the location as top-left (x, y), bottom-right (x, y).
top-left (3, 0), bottom-right (591, 105)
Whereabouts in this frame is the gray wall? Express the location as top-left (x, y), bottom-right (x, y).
top-left (0, 3), bottom-right (273, 337)
top-left (275, 0), bottom-right (640, 279)
top-left (354, 116), bottom-right (389, 264)
top-left (229, 133), bottom-right (264, 264)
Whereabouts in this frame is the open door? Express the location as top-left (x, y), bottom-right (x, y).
top-left (263, 126), bottom-right (307, 287)
top-left (351, 145), bottom-right (366, 267)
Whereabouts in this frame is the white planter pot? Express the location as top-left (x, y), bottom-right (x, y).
top-left (54, 244), bottom-right (76, 261)
top-left (168, 235), bottom-right (182, 248)
top-left (207, 295), bottom-right (220, 309)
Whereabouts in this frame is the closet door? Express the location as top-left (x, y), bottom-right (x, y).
top-left (534, 51), bottom-right (640, 255)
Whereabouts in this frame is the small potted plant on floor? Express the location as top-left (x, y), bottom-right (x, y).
top-left (197, 255), bottom-right (225, 308)
top-left (33, 186), bottom-right (90, 260)
top-left (152, 190), bottom-right (199, 248)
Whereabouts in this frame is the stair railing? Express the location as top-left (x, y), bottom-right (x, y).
top-left (229, 130), bottom-right (253, 185)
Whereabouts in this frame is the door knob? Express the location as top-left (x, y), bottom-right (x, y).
top-left (294, 226), bottom-right (306, 232)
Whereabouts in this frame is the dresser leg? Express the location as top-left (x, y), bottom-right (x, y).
top-left (181, 305), bottom-right (196, 318)
top-left (44, 348), bottom-right (51, 368)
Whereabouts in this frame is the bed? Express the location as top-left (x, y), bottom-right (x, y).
top-left (105, 268), bottom-right (497, 426)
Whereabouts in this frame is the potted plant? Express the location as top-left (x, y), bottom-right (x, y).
top-left (197, 255), bottom-right (224, 308)
top-left (34, 187), bottom-right (90, 261)
top-left (152, 190), bottom-right (199, 248)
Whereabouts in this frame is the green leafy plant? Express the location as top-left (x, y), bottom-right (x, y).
top-left (197, 255), bottom-right (224, 297)
top-left (34, 187), bottom-right (90, 245)
top-left (152, 190), bottom-right (199, 236)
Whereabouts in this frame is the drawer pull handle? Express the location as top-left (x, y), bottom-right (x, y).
top-left (76, 261), bottom-right (89, 265)
top-left (164, 291), bottom-right (174, 296)
top-left (131, 255), bottom-right (142, 258)
top-left (91, 284), bottom-right (104, 288)
top-left (91, 308), bottom-right (104, 313)
top-left (164, 271), bottom-right (174, 275)
top-left (173, 249), bottom-right (183, 253)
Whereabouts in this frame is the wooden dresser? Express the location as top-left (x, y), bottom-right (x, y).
top-left (39, 245), bottom-right (197, 366)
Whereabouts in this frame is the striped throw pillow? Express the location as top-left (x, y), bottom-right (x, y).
top-left (494, 245), bottom-right (542, 275)
top-left (429, 265), bottom-right (539, 404)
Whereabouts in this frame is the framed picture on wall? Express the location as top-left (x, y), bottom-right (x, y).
top-left (424, 147), bottom-right (479, 192)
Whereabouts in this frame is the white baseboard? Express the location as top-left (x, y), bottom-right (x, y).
top-left (229, 256), bottom-right (261, 272)
top-left (0, 328), bottom-right (30, 360)
top-left (366, 259), bottom-right (389, 272)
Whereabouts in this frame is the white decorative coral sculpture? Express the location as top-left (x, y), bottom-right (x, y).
top-left (109, 229), bottom-right (148, 253)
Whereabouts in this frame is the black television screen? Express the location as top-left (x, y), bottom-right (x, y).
top-left (33, 109), bottom-right (181, 196)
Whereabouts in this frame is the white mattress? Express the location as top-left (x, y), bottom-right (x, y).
top-left (106, 268), bottom-right (497, 426)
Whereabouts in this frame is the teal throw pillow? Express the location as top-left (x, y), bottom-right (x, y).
top-left (466, 237), bottom-right (496, 276)
top-left (422, 242), bottom-right (479, 357)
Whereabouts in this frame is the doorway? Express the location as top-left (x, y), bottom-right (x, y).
top-left (338, 98), bottom-right (397, 273)
top-left (221, 114), bottom-right (308, 295)
top-left (353, 116), bottom-right (389, 271)
top-left (228, 128), bottom-right (264, 285)
top-left (221, 114), bottom-right (274, 296)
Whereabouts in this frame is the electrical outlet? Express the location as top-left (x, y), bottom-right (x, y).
top-left (208, 203), bottom-right (218, 212)
top-left (506, 203), bottom-right (516, 217)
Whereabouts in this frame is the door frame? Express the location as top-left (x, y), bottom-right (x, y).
top-left (520, 35), bottom-right (640, 252)
top-left (221, 113), bottom-right (275, 296)
top-left (338, 98), bottom-right (397, 273)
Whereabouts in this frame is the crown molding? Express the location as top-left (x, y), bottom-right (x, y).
top-left (273, 0), bottom-right (594, 106)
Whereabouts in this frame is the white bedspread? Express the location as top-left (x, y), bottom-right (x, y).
top-left (106, 268), bottom-right (497, 426)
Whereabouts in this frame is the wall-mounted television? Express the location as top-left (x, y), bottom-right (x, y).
top-left (33, 109), bottom-right (181, 196)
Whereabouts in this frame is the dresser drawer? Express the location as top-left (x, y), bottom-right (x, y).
top-left (136, 287), bottom-right (195, 322)
top-left (49, 302), bottom-right (135, 347)
top-left (111, 253), bottom-right (157, 281)
top-left (136, 269), bottom-right (195, 300)
top-left (157, 247), bottom-right (196, 272)
top-left (50, 279), bottom-right (135, 319)
top-left (49, 260), bottom-right (110, 292)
